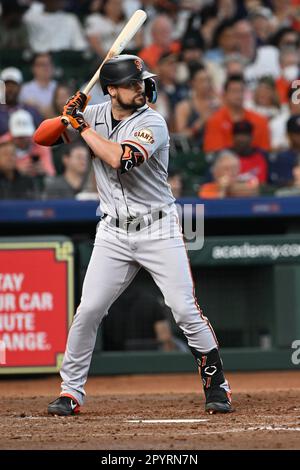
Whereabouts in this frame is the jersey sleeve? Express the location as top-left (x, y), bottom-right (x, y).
top-left (121, 116), bottom-right (169, 162)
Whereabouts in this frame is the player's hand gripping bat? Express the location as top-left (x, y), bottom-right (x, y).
top-left (34, 10), bottom-right (147, 145)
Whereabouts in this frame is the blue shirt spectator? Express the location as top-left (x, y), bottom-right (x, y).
top-left (268, 115), bottom-right (300, 186)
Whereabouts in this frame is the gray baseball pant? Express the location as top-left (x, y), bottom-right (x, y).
top-left (60, 206), bottom-right (218, 405)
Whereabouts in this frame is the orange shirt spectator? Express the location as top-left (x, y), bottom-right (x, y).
top-left (204, 107), bottom-right (270, 152)
top-left (203, 75), bottom-right (270, 152)
top-left (276, 76), bottom-right (290, 105)
top-left (198, 150), bottom-right (259, 199)
top-left (139, 14), bottom-right (181, 69)
top-left (199, 182), bottom-right (221, 199)
top-left (140, 42), bottom-right (181, 70)
top-left (199, 180), bottom-right (259, 198)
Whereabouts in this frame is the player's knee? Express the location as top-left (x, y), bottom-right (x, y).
top-left (167, 295), bottom-right (194, 325)
top-left (74, 301), bottom-right (106, 327)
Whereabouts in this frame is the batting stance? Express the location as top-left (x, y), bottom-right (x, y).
top-left (38, 55), bottom-right (232, 415)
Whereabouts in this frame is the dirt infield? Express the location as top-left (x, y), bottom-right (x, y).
top-left (0, 371), bottom-right (299, 450)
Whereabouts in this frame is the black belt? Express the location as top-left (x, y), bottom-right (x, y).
top-left (102, 210), bottom-right (166, 231)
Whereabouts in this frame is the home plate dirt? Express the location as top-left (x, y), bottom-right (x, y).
top-left (0, 371), bottom-right (299, 450)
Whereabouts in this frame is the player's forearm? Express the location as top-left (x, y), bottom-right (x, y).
top-left (81, 128), bottom-right (122, 169)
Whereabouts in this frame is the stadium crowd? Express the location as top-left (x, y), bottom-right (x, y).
top-left (2, 0), bottom-right (300, 199)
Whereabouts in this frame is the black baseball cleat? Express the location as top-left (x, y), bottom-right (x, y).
top-left (205, 384), bottom-right (233, 414)
top-left (190, 347), bottom-right (233, 415)
top-left (47, 395), bottom-right (80, 416)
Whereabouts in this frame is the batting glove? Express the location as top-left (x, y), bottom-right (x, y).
top-left (64, 109), bottom-right (90, 134)
top-left (63, 91), bottom-right (90, 115)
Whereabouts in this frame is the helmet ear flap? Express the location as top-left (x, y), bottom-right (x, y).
top-left (144, 78), bottom-right (157, 104)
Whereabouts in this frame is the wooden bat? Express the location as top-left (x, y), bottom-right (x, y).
top-left (61, 9), bottom-right (147, 125)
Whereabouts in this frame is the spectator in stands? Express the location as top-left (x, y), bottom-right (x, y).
top-left (153, 52), bottom-right (187, 129)
top-left (234, 19), bottom-right (280, 86)
top-left (198, 150), bottom-right (259, 199)
top-left (0, 132), bottom-right (35, 199)
top-left (185, 0), bottom-right (237, 51)
top-left (47, 83), bottom-right (77, 173)
top-left (23, 0), bottom-right (88, 52)
top-left (0, 0), bottom-right (29, 49)
top-left (196, 4), bottom-right (219, 50)
top-left (63, 0), bottom-right (93, 16)
top-left (205, 18), bottom-right (237, 64)
top-left (102, 285), bottom-right (179, 351)
top-left (139, 14), bottom-right (181, 69)
top-left (167, 169), bottom-right (183, 200)
top-left (175, 64), bottom-right (220, 148)
top-left (85, 0), bottom-right (142, 59)
top-left (275, 164), bottom-right (300, 196)
top-left (269, 0), bottom-right (294, 28)
top-left (19, 53), bottom-right (57, 119)
top-left (269, 115), bottom-right (300, 187)
top-left (44, 142), bottom-right (89, 199)
top-left (248, 7), bottom-right (275, 46)
top-left (204, 75), bottom-right (270, 153)
top-left (9, 109), bottom-right (55, 178)
top-left (271, 27), bottom-right (300, 50)
top-left (270, 85), bottom-right (300, 150)
top-left (217, 0), bottom-right (238, 20)
top-left (0, 67), bottom-right (43, 134)
top-left (291, 0), bottom-right (300, 32)
top-left (249, 76), bottom-right (281, 119)
top-left (221, 53), bottom-right (248, 97)
top-left (177, 29), bottom-right (224, 96)
top-left (176, 30), bottom-right (205, 85)
top-left (275, 47), bottom-right (300, 105)
top-left (223, 53), bottom-right (247, 77)
top-left (153, 0), bottom-right (191, 37)
top-left (49, 83), bottom-right (75, 117)
top-left (231, 120), bottom-right (268, 184)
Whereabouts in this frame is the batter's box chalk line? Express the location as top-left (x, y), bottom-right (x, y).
top-left (126, 419), bottom-right (209, 423)
top-left (189, 426), bottom-right (300, 435)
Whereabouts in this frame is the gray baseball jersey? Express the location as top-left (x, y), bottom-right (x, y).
top-left (83, 102), bottom-right (175, 219)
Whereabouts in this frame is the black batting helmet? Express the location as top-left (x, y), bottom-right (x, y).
top-left (99, 54), bottom-right (157, 103)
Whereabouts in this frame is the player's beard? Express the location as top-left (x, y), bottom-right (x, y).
top-left (116, 93), bottom-right (146, 110)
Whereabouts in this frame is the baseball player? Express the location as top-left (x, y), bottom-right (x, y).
top-left (44, 54), bottom-right (232, 416)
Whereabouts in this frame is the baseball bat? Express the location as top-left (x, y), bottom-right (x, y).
top-left (61, 9), bottom-right (147, 125)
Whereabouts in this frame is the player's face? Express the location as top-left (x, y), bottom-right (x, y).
top-left (113, 80), bottom-right (146, 110)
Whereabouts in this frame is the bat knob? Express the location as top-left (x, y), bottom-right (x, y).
top-left (61, 116), bottom-right (69, 126)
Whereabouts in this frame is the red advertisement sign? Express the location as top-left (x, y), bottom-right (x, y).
top-left (0, 240), bottom-right (73, 373)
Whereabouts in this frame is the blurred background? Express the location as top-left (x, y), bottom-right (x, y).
top-left (1, 0), bottom-right (300, 374)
